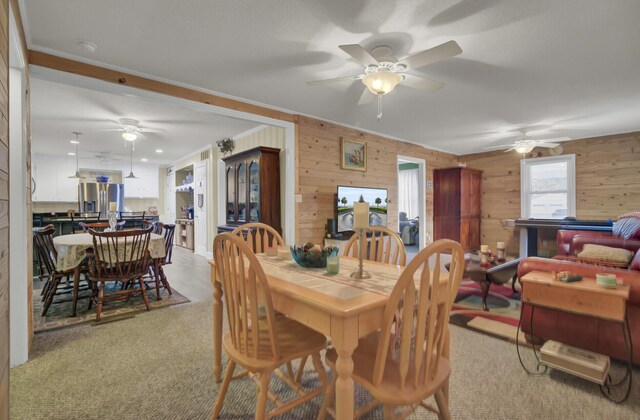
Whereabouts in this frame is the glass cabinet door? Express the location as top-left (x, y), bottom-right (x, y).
top-left (226, 166), bottom-right (235, 222)
top-left (249, 160), bottom-right (260, 222)
top-left (237, 162), bottom-right (247, 222)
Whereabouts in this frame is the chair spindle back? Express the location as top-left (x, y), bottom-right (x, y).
top-left (89, 226), bottom-right (153, 281)
top-left (372, 239), bottom-right (464, 390)
top-left (160, 223), bottom-right (175, 264)
top-left (232, 222), bottom-right (284, 254)
top-left (33, 225), bottom-right (58, 275)
top-left (213, 233), bottom-right (280, 361)
top-left (344, 226), bottom-right (406, 266)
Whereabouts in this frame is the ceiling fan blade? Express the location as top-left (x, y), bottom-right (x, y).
top-left (139, 127), bottom-right (166, 133)
top-left (338, 44), bottom-right (379, 67)
top-left (306, 74), bottom-right (362, 86)
top-left (535, 136), bottom-right (570, 143)
top-left (503, 147), bottom-right (516, 153)
top-left (398, 40), bottom-right (462, 69)
top-left (535, 142), bottom-right (560, 148)
top-left (482, 144), bottom-right (512, 151)
top-left (400, 74), bottom-right (445, 92)
top-left (357, 88), bottom-right (376, 105)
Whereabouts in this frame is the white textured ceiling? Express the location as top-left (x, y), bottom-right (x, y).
top-left (23, 0), bottom-right (640, 155)
top-left (31, 77), bottom-right (259, 164)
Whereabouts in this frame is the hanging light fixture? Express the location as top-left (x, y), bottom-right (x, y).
top-left (514, 141), bottom-right (535, 155)
top-left (68, 132), bottom-right (86, 179)
top-left (361, 70), bottom-right (403, 121)
top-left (122, 130), bottom-right (138, 141)
top-left (125, 141), bottom-right (138, 179)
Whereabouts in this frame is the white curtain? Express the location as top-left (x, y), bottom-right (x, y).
top-left (398, 168), bottom-right (419, 219)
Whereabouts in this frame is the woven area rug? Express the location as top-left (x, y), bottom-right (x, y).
top-left (450, 279), bottom-right (524, 344)
top-left (33, 281), bottom-right (190, 333)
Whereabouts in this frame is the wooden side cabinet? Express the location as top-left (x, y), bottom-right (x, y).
top-left (433, 167), bottom-right (482, 251)
top-left (175, 219), bottom-right (194, 251)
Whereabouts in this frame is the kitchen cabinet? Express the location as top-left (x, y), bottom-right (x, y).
top-left (32, 155), bottom-right (79, 202)
top-left (124, 165), bottom-right (159, 198)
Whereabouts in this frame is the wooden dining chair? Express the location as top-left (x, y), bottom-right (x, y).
top-left (320, 239), bottom-right (465, 420)
top-left (343, 226), bottom-right (406, 266)
top-left (79, 221), bottom-right (126, 232)
top-left (231, 222), bottom-right (284, 253)
top-left (211, 233), bottom-right (329, 420)
top-left (71, 212), bottom-right (101, 233)
top-left (86, 226), bottom-right (153, 321)
top-left (119, 211), bottom-right (146, 229)
top-left (145, 222), bottom-right (175, 299)
top-left (33, 225), bottom-right (91, 316)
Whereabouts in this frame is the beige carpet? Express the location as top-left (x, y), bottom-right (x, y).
top-left (10, 300), bottom-right (640, 419)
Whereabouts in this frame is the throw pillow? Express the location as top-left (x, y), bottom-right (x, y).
top-left (630, 250), bottom-right (640, 271)
top-left (577, 244), bottom-right (634, 265)
top-left (613, 213), bottom-right (640, 239)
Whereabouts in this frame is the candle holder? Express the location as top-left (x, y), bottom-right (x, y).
top-left (350, 228), bottom-right (371, 280)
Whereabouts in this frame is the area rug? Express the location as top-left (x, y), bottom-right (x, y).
top-left (450, 279), bottom-right (525, 344)
top-left (33, 282), bottom-right (190, 333)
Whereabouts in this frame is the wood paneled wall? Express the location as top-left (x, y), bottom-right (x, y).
top-left (295, 115), bottom-right (458, 245)
top-left (0, 0), bottom-right (9, 415)
top-left (463, 131), bottom-right (640, 255)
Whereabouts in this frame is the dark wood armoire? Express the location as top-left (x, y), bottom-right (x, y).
top-left (433, 167), bottom-right (482, 251)
top-left (217, 146), bottom-right (281, 234)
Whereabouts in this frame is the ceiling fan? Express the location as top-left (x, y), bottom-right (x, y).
top-left (100, 118), bottom-right (164, 141)
top-left (482, 130), bottom-right (570, 154)
top-left (307, 40), bottom-right (462, 119)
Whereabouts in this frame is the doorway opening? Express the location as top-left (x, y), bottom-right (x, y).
top-left (397, 156), bottom-right (427, 260)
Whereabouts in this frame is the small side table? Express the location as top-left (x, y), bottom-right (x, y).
top-left (517, 271), bottom-right (632, 403)
top-left (447, 257), bottom-right (520, 311)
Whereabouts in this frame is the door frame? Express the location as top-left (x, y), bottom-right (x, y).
top-left (396, 155), bottom-right (427, 250)
top-left (9, 4), bottom-right (29, 367)
top-left (194, 161), bottom-right (210, 258)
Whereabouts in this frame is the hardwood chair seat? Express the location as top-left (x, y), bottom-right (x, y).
top-left (224, 316), bottom-right (326, 371)
top-left (325, 340), bottom-right (451, 406)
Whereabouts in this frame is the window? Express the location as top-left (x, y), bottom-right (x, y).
top-left (521, 155), bottom-right (576, 219)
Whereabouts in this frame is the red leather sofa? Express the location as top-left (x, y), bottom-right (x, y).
top-left (518, 256), bottom-right (640, 364)
top-left (557, 229), bottom-right (640, 256)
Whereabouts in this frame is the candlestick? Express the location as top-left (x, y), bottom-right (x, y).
top-left (496, 241), bottom-right (506, 260)
top-left (326, 255), bottom-right (339, 275)
top-left (353, 202), bottom-right (369, 230)
top-left (480, 244), bottom-right (489, 253)
top-left (350, 228), bottom-right (371, 279)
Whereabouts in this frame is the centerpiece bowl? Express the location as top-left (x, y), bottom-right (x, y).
top-left (290, 243), bottom-right (339, 268)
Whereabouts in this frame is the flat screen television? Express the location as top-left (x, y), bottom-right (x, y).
top-left (336, 186), bottom-right (388, 232)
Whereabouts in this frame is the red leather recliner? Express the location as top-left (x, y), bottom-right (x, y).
top-left (518, 257), bottom-right (640, 364)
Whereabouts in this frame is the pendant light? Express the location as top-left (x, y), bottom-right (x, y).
top-left (68, 132), bottom-right (86, 179)
top-left (125, 140), bottom-right (138, 179)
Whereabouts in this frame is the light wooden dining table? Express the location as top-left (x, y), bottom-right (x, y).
top-left (208, 254), bottom-right (451, 420)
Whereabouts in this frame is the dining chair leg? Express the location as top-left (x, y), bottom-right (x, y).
top-left (96, 282), bottom-right (105, 322)
top-left (294, 355), bottom-right (309, 383)
top-left (41, 276), bottom-right (61, 316)
top-left (154, 267), bottom-right (161, 301)
top-left (318, 372), bottom-right (336, 420)
top-left (72, 267), bottom-right (81, 317)
top-left (311, 352), bottom-right (329, 394)
top-left (159, 263), bottom-right (172, 295)
top-left (383, 404), bottom-right (395, 420)
top-left (138, 277), bottom-right (151, 311)
top-left (255, 371), bottom-right (270, 420)
top-left (211, 360), bottom-right (236, 419)
top-left (434, 389), bottom-right (451, 420)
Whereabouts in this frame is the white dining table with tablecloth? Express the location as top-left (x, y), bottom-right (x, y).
top-left (52, 232), bottom-right (166, 316)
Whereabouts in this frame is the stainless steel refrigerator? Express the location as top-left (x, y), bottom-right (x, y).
top-left (78, 183), bottom-right (125, 216)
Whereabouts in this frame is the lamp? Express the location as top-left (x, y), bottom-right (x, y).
top-left (125, 141), bottom-right (138, 179)
top-left (122, 130), bottom-right (138, 141)
top-left (362, 71), bottom-right (403, 95)
top-left (68, 132), bottom-right (86, 179)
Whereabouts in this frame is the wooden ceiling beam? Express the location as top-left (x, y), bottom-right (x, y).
top-left (28, 50), bottom-right (296, 123)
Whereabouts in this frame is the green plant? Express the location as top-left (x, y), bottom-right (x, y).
top-left (216, 137), bottom-right (235, 156)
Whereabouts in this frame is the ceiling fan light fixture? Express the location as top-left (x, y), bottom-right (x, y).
top-left (362, 71), bottom-right (403, 95)
top-left (122, 131), bottom-right (138, 141)
top-left (515, 144), bottom-right (535, 154)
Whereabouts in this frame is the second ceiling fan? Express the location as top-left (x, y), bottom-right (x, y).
top-left (307, 40), bottom-right (462, 119)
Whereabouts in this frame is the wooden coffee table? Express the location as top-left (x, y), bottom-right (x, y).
top-left (447, 257), bottom-right (520, 311)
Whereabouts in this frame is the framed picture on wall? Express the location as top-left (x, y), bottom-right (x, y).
top-left (340, 137), bottom-right (367, 172)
